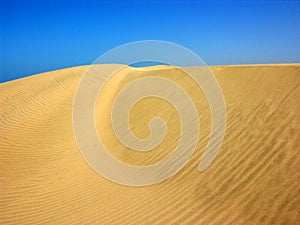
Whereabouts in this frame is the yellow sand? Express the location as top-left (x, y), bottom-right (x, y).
top-left (0, 64), bottom-right (299, 224)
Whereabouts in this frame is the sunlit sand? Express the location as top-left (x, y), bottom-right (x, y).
top-left (0, 64), bottom-right (299, 224)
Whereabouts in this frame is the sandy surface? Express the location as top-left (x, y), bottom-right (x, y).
top-left (0, 64), bottom-right (299, 224)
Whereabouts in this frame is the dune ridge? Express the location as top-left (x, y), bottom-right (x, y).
top-left (0, 64), bottom-right (299, 224)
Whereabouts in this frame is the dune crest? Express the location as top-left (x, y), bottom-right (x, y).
top-left (0, 64), bottom-right (299, 224)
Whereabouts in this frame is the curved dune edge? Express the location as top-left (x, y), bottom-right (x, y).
top-left (0, 64), bottom-right (299, 224)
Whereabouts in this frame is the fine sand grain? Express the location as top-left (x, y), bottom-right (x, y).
top-left (0, 64), bottom-right (299, 224)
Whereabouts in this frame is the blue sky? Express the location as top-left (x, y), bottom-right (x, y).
top-left (1, 0), bottom-right (300, 82)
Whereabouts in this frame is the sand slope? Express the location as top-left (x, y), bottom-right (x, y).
top-left (0, 64), bottom-right (299, 224)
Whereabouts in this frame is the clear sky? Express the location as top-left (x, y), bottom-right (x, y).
top-left (1, 0), bottom-right (300, 82)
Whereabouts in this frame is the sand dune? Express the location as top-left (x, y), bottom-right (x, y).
top-left (0, 64), bottom-right (299, 224)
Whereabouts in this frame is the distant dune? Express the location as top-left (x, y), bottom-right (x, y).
top-left (0, 64), bottom-right (299, 224)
